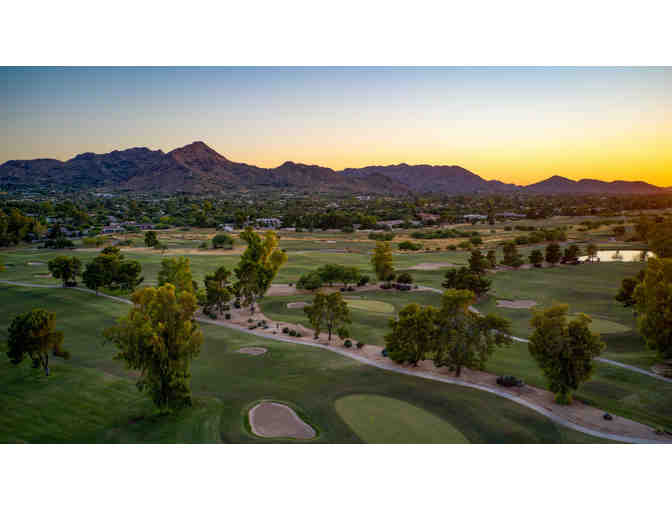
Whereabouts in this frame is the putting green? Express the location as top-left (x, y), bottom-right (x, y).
top-left (335, 394), bottom-right (470, 443)
top-left (569, 314), bottom-right (631, 334)
top-left (344, 299), bottom-right (395, 314)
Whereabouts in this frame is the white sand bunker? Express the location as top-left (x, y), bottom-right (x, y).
top-left (35, 273), bottom-right (52, 278)
top-left (249, 401), bottom-right (316, 439)
top-left (496, 299), bottom-right (537, 309)
top-left (27, 262), bottom-right (45, 266)
top-left (408, 262), bottom-right (456, 270)
top-left (287, 301), bottom-right (309, 309)
top-left (237, 347), bottom-right (268, 356)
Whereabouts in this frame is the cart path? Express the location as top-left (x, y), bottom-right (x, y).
top-left (2, 279), bottom-right (670, 444)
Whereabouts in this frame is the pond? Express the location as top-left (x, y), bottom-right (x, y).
top-left (579, 250), bottom-right (652, 262)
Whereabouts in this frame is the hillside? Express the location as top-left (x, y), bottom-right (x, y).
top-left (0, 141), bottom-right (666, 194)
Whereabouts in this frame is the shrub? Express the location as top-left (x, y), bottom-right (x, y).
top-left (224, 313), bottom-right (231, 320)
top-left (398, 240), bottom-right (422, 251)
top-left (282, 327), bottom-right (290, 334)
top-left (248, 318), bottom-right (253, 323)
top-left (382, 348), bottom-right (388, 357)
top-left (496, 375), bottom-right (524, 387)
top-left (357, 275), bottom-right (371, 286)
top-left (396, 272), bottom-right (413, 284)
top-left (356, 341), bottom-right (364, 349)
top-left (344, 339), bottom-right (353, 348)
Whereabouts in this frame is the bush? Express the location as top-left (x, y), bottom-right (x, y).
top-left (248, 318), bottom-right (253, 323)
top-left (282, 327), bottom-right (290, 334)
top-left (357, 275), bottom-right (371, 286)
top-left (224, 313), bottom-right (231, 320)
top-left (344, 339), bottom-right (353, 348)
top-left (212, 233), bottom-right (234, 250)
top-left (398, 240), bottom-right (422, 251)
top-left (496, 375), bottom-right (524, 387)
top-left (381, 348), bottom-right (388, 357)
top-left (356, 341), bottom-right (364, 349)
top-left (396, 272), bottom-right (413, 284)
top-left (234, 300), bottom-right (241, 309)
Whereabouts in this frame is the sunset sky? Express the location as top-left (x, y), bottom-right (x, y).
top-left (1, 67), bottom-right (671, 185)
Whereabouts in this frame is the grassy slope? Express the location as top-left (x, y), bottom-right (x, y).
top-left (0, 285), bottom-right (608, 443)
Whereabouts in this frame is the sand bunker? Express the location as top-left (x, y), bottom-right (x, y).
top-left (248, 401), bottom-right (316, 439)
top-left (496, 299), bottom-right (538, 309)
top-left (408, 263), bottom-right (456, 270)
top-left (237, 347), bottom-right (268, 356)
top-left (287, 301), bottom-right (310, 309)
top-left (35, 273), bottom-right (53, 278)
top-left (27, 262), bottom-right (45, 266)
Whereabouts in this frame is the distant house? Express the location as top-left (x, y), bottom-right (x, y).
top-left (218, 224), bottom-right (235, 232)
top-left (256, 218), bottom-right (281, 229)
top-left (102, 226), bottom-right (124, 234)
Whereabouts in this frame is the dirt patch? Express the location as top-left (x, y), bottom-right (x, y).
top-left (237, 347), bottom-right (268, 356)
top-left (496, 299), bottom-right (538, 309)
top-left (248, 401), bottom-right (315, 439)
top-left (408, 262), bottom-right (456, 270)
top-left (287, 302), bottom-right (309, 309)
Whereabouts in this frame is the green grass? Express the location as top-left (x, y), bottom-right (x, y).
top-left (0, 284), bottom-right (609, 443)
top-left (343, 298), bottom-right (395, 314)
top-left (335, 394), bottom-right (470, 443)
top-left (262, 290), bottom-right (443, 346)
top-left (476, 261), bottom-right (654, 368)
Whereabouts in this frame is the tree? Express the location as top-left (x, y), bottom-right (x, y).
top-left (649, 223), bottom-right (672, 258)
top-left (341, 266), bottom-right (361, 288)
top-left (615, 269), bottom-right (645, 308)
top-left (82, 256), bottom-right (108, 295)
top-left (529, 249), bottom-right (544, 268)
top-left (202, 266), bottom-right (233, 316)
top-left (48, 256), bottom-right (82, 286)
top-left (297, 271), bottom-right (323, 291)
top-left (317, 264), bottom-right (344, 287)
top-left (432, 289), bottom-right (512, 377)
top-left (501, 242), bottom-right (524, 268)
top-left (633, 258), bottom-right (672, 361)
top-left (103, 284), bottom-right (203, 411)
top-left (144, 230), bottom-right (158, 248)
top-left (486, 249), bottom-right (497, 269)
top-left (234, 227), bottom-right (288, 313)
top-left (562, 244), bottom-right (581, 263)
top-left (158, 256), bottom-right (196, 294)
top-left (585, 243), bottom-right (598, 262)
top-left (528, 304), bottom-right (605, 404)
top-left (7, 309), bottom-right (69, 376)
top-left (371, 241), bottom-right (394, 281)
top-left (117, 260), bottom-right (144, 291)
top-left (545, 242), bottom-right (562, 265)
top-left (385, 303), bottom-right (438, 365)
top-left (442, 267), bottom-right (491, 297)
top-left (468, 249), bottom-right (489, 275)
top-left (212, 233), bottom-right (234, 250)
top-left (303, 291), bottom-right (351, 343)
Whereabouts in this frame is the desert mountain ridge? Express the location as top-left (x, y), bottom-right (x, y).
top-left (0, 141), bottom-right (667, 195)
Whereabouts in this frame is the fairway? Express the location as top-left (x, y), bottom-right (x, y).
top-left (0, 284), bottom-right (612, 443)
top-left (343, 298), bottom-right (395, 314)
top-left (335, 394), bottom-right (470, 443)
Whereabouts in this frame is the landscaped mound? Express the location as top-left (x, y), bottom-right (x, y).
top-left (334, 394), bottom-right (470, 443)
top-left (343, 299), bottom-right (395, 314)
top-left (248, 401), bottom-right (316, 439)
top-left (237, 347), bottom-right (268, 356)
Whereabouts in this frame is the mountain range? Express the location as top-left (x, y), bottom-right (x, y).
top-left (0, 141), bottom-right (668, 195)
